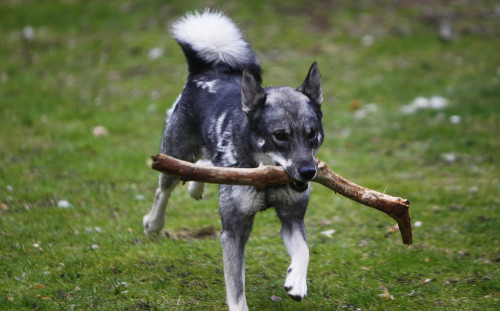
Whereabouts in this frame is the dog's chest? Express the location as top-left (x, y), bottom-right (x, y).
top-left (265, 186), bottom-right (308, 208)
top-left (222, 184), bottom-right (307, 215)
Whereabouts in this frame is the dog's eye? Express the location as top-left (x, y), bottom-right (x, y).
top-left (273, 131), bottom-right (287, 142)
top-left (307, 129), bottom-right (317, 139)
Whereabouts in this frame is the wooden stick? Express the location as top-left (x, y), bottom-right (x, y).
top-left (151, 153), bottom-right (412, 245)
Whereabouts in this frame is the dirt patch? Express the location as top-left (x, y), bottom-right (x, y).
top-left (163, 226), bottom-right (219, 241)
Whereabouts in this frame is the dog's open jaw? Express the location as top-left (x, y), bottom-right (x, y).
top-left (290, 180), bottom-right (309, 192)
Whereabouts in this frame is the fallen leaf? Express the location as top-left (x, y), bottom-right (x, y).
top-left (320, 229), bottom-right (336, 238)
top-left (349, 99), bottom-right (362, 110)
top-left (386, 224), bottom-right (399, 234)
top-left (377, 286), bottom-right (394, 300)
top-left (34, 295), bottom-right (51, 300)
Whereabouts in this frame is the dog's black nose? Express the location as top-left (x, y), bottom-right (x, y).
top-left (299, 166), bottom-right (316, 181)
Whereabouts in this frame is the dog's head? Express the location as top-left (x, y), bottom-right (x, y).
top-left (242, 62), bottom-right (324, 192)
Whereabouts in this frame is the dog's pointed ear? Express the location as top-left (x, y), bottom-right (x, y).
top-left (241, 71), bottom-right (266, 114)
top-left (297, 61), bottom-right (322, 106)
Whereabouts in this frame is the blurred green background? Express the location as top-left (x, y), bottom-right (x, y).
top-left (1, 1), bottom-right (499, 310)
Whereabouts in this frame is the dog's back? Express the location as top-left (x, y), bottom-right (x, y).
top-left (168, 10), bottom-right (264, 167)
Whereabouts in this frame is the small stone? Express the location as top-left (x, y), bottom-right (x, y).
top-left (148, 47), bottom-right (164, 60)
top-left (450, 115), bottom-right (461, 124)
top-left (92, 125), bottom-right (108, 137)
top-left (57, 200), bottom-right (72, 208)
top-left (22, 25), bottom-right (35, 41)
top-left (440, 153), bottom-right (456, 164)
top-left (270, 295), bottom-right (282, 302)
top-left (358, 240), bottom-right (368, 247)
top-left (361, 35), bottom-right (375, 47)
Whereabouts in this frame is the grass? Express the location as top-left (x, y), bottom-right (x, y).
top-left (1, 0), bottom-right (499, 310)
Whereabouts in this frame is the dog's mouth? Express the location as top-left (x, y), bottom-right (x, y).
top-left (290, 180), bottom-right (309, 192)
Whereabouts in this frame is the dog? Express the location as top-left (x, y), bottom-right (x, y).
top-left (143, 10), bottom-right (324, 311)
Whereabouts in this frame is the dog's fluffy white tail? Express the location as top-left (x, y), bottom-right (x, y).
top-left (171, 10), bottom-right (261, 80)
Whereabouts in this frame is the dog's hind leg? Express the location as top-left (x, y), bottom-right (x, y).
top-left (276, 199), bottom-right (310, 302)
top-left (143, 173), bottom-right (179, 234)
top-left (187, 158), bottom-right (213, 200)
top-left (143, 100), bottom-right (201, 235)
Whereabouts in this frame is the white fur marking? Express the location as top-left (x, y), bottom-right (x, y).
top-left (194, 79), bottom-right (218, 93)
top-left (226, 296), bottom-right (248, 311)
top-left (283, 229), bottom-right (309, 300)
top-left (171, 10), bottom-right (256, 68)
top-left (268, 152), bottom-right (292, 169)
top-left (214, 113), bottom-right (237, 166)
top-left (257, 138), bottom-right (265, 148)
top-left (166, 93), bottom-right (182, 120)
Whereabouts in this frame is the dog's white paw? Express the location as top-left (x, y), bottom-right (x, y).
top-left (188, 181), bottom-right (205, 200)
top-left (143, 213), bottom-right (164, 235)
top-left (284, 267), bottom-right (307, 301)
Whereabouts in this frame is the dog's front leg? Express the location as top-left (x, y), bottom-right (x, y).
top-left (220, 228), bottom-right (250, 311)
top-left (277, 205), bottom-right (309, 301)
top-left (219, 186), bottom-right (256, 311)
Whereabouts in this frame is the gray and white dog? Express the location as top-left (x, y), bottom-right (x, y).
top-left (143, 10), bottom-right (324, 311)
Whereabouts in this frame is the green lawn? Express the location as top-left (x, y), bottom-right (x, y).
top-left (1, 1), bottom-right (499, 310)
